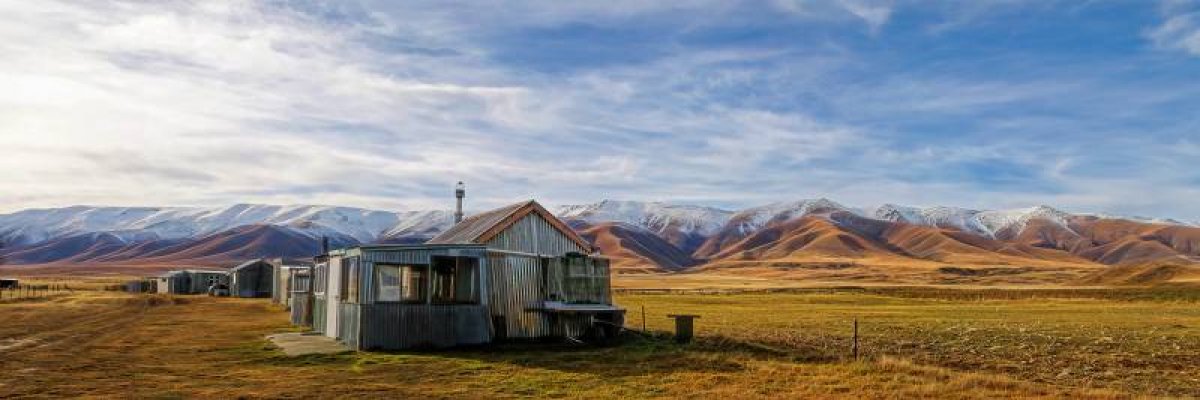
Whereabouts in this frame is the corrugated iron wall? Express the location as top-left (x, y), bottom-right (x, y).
top-left (358, 247), bottom-right (488, 304)
top-left (310, 242), bottom-right (610, 347)
top-left (187, 272), bottom-right (228, 294)
top-left (358, 304), bottom-right (490, 349)
top-left (312, 297), bottom-right (327, 334)
top-left (485, 213), bottom-right (587, 255)
top-left (486, 251), bottom-right (553, 338)
top-left (338, 303), bottom-right (361, 348)
top-left (231, 262), bottom-right (274, 298)
top-left (290, 293), bottom-right (313, 327)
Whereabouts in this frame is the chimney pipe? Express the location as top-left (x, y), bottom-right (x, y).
top-left (454, 181), bottom-right (465, 223)
top-left (321, 236), bottom-right (329, 255)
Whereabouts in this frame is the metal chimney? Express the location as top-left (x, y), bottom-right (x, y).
top-left (321, 236), bottom-right (329, 255)
top-left (454, 181), bottom-right (465, 223)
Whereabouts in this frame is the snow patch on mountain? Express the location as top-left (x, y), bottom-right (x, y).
top-left (730, 198), bottom-right (852, 235)
top-left (0, 204), bottom-right (453, 246)
top-left (872, 204), bottom-right (1072, 237)
top-left (1088, 214), bottom-right (1192, 226)
top-left (556, 200), bottom-right (733, 237)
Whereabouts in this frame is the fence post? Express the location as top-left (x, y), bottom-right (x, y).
top-left (853, 318), bottom-right (860, 361)
top-left (641, 305), bottom-right (647, 332)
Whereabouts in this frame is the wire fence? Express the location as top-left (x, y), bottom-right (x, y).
top-left (0, 283), bottom-right (72, 300)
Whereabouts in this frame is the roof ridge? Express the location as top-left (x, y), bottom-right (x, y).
top-left (426, 199), bottom-right (591, 252)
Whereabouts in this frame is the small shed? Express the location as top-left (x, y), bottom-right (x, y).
top-left (124, 279), bottom-right (156, 293)
top-left (156, 270), bottom-right (229, 295)
top-left (229, 259), bottom-right (275, 298)
top-left (272, 260), bottom-right (314, 308)
top-left (305, 200), bottom-right (622, 350)
top-left (0, 278), bottom-right (17, 289)
top-left (287, 266), bottom-right (314, 326)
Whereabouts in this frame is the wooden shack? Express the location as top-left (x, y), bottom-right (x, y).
top-left (156, 270), bottom-right (229, 295)
top-left (229, 259), bottom-right (275, 298)
top-left (305, 200), bottom-right (622, 350)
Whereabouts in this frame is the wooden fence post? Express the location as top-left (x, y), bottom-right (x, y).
top-left (641, 305), bottom-right (647, 332)
top-left (853, 318), bottom-right (860, 361)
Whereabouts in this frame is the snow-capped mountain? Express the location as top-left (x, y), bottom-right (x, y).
top-left (0, 204), bottom-right (453, 247)
top-left (871, 204), bottom-right (1072, 238)
top-left (557, 200), bottom-right (732, 237)
top-left (557, 200), bottom-right (734, 254)
top-left (1, 199), bottom-right (1197, 271)
top-left (726, 198), bottom-right (852, 235)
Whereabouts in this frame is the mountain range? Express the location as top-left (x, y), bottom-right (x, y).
top-left (2, 200), bottom-right (1199, 282)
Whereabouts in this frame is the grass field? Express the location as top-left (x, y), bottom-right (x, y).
top-left (1, 287), bottom-right (1195, 398)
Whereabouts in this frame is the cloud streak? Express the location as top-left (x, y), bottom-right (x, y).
top-left (0, 0), bottom-right (1198, 222)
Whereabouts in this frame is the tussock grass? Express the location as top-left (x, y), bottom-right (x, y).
top-left (620, 291), bottom-right (1200, 397)
top-left (0, 289), bottom-right (1183, 398)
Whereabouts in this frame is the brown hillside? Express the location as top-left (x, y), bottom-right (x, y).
top-left (1007, 216), bottom-right (1200, 265)
top-left (708, 216), bottom-right (895, 261)
top-left (1076, 261), bottom-right (1200, 286)
top-left (578, 222), bottom-right (695, 273)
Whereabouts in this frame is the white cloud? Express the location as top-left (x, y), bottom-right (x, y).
top-left (0, 0), bottom-right (1197, 222)
top-left (1149, 14), bottom-right (1200, 55)
top-left (0, 1), bottom-right (547, 212)
top-left (837, 0), bottom-right (894, 33)
top-left (770, 0), bottom-right (894, 32)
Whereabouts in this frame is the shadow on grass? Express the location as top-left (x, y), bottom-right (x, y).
top-left (243, 328), bottom-right (844, 379)
top-left (355, 331), bottom-right (841, 378)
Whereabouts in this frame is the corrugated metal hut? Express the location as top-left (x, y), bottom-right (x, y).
top-left (156, 269), bottom-right (230, 295)
top-left (307, 200), bottom-right (622, 350)
top-left (229, 259), bottom-right (275, 298)
top-left (272, 261), bottom-right (313, 308)
top-left (124, 279), bottom-right (156, 293)
top-left (287, 265), bottom-right (314, 326)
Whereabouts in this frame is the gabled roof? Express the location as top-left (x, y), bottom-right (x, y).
top-left (427, 200), bottom-right (592, 252)
top-left (159, 269), bottom-right (226, 278)
top-left (231, 258), bottom-right (272, 271)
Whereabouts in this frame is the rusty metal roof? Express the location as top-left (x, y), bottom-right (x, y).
top-left (427, 201), bottom-right (532, 245)
top-left (427, 200), bottom-right (592, 252)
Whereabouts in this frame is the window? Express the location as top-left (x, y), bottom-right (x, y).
top-left (291, 273), bottom-right (311, 293)
top-left (374, 257), bottom-right (479, 304)
top-left (314, 264), bottom-right (327, 295)
top-left (374, 264), bottom-right (427, 303)
top-left (430, 256), bottom-right (479, 304)
top-left (566, 254), bottom-right (600, 278)
top-left (560, 255), bottom-right (610, 304)
top-left (340, 257), bottom-right (360, 303)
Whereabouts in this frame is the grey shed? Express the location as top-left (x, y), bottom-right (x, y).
top-left (303, 200), bottom-right (623, 350)
top-left (156, 270), bottom-right (229, 295)
top-left (229, 259), bottom-right (275, 298)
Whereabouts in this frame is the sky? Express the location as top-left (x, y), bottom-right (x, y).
top-left (1, 0), bottom-right (1198, 220)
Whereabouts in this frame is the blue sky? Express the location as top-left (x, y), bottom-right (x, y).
top-left (1, 0), bottom-right (1199, 220)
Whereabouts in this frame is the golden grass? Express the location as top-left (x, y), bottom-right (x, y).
top-left (2, 289), bottom-right (1170, 398)
top-left (621, 291), bottom-right (1200, 397)
top-left (619, 261), bottom-right (1102, 289)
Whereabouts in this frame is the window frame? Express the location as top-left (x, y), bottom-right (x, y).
top-left (313, 263), bottom-right (327, 295)
top-left (429, 256), bottom-right (480, 305)
top-left (373, 263), bottom-right (429, 304)
top-left (340, 257), bottom-right (360, 303)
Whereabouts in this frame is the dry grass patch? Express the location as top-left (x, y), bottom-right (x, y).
top-left (619, 290), bottom-right (1200, 397)
top-left (0, 291), bottom-right (1139, 399)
